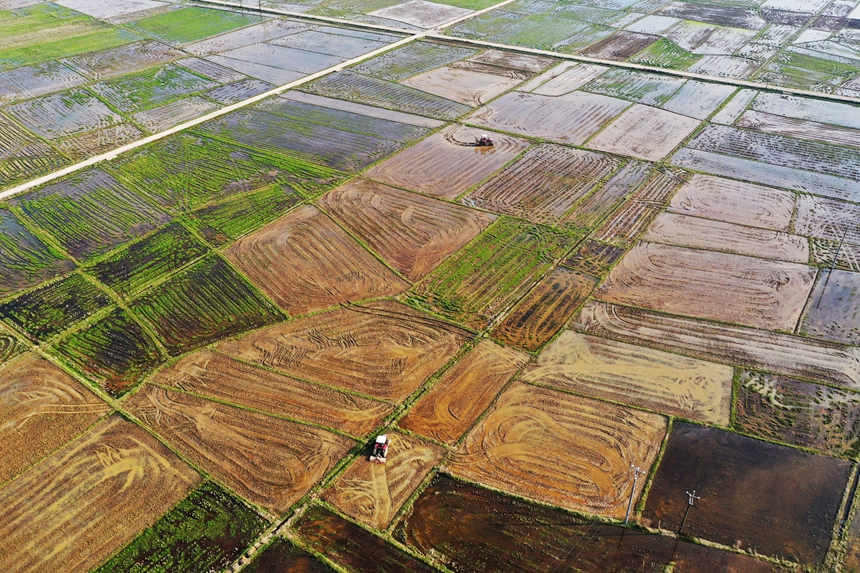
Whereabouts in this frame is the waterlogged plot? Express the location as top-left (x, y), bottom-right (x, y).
top-left (644, 423), bottom-right (850, 566)
top-left (128, 6), bottom-right (263, 45)
top-left (584, 69), bottom-right (686, 106)
top-left (0, 415), bottom-right (200, 573)
top-left (751, 92), bottom-right (860, 130)
top-left (14, 169), bottom-right (170, 260)
top-left (402, 66), bottom-right (522, 106)
top-left (352, 41), bottom-right (477, 82)
top-left (226, 206), bottom-right (408, 315)
top-left (643, 212), bottom-right (809, 262)
top-left (244, 538), bottom-right (336, 573)
top-left (320, 179), bottom-right (496, 281)
top-left (217, 300), bottom-right (469, 401)
top-left (206, 78), bottom-right (273, 104)
top-left (560, 160), bottom-right (653, 232)
top-left (661, 80), bottom-right (736, 119)
top-left (524, 330), bottom-right (733, 424)
top-left (365, 126), bottom-right (529, 200)
top-left (793, 194), bottom-right (860, 244)
top-left (130, 255), bottom-right (282, 356)
top-left (801, 269), bottom-right (860, 345)
top-left (55, 123), bottom-right (144, 160)
top-left (94, 482), bottom-right (266, 573)
top-left (62, 41), bottom-right (184, 80)
top-left (0, 61), bottom-right (86, 104)
top-left (54, 0), bottom-right (166, 20)
top-left (464, 145), bottom-right (621, 225)
top-left (0, 353), bottom-right (110, 484)
top-left (737, 110), bottom-right (860, 149)
top-left (324, 432), bottom-right (444, 529)
top-left (412, 218), bottom-right (577, 330)
top-left (131, 96), bottom-right (219, 133)
top-left (466, 90), bottom-right (630, 145)
top-left (0, 113), bottom-right (67, 189)
top-left (127, 386), bottom-right (354, 514)
top-left (369, 0), bottom-right (473, 28)
top-left (0, 273), bottom-right (111, 342)
top-left (597, 243), bottom-right (817, 331)
top-left (668, 174), bottom-right (795, 231)
top-left (0, 208), bottom-right (73, 295)
top-left (182, 20), bottom-right (308, 57)
top-left (87, 223), bottom-right (209, 299)
top-left (268, 27), bottom-right (398, 60)
top-left (524, 63), bottom-right (608, 96)
top-left (587, 104), bottom-right (701, 161)
top-left (582, 31), bottom-right (659, 61)
top-left (152, 350), bottom-right (393, 437)
top-left (399, 340), bottom-right (527, 444)
top-left (492, 267), bottom-right (597, 351)
top-left (736, 371), bottom-right (860, 457)
top-left (92, 64), bottom-right (218, 113)
top-left (6, 88), bottom-right (121, 140)
top-left (450, 382), bottom-right (666, 518)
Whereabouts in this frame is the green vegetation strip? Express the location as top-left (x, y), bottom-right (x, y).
top-left (128, 6), bottom-right (263, 45)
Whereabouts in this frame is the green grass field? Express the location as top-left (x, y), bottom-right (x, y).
top-left (129, 6), bottom-right (263, 45)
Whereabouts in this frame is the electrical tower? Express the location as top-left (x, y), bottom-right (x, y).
top-left (625, 465), bottom-right (645, 524)
top-left (678, 490), bottom-right (700, 534)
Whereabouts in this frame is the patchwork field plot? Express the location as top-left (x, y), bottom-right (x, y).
top-left (592, 199), bottom-right (660, 247)
top-left (662, 80), bottom-right (736, 119)
top-left (463, 145), bottom-right (621, 225)
top-left (217, 300), bottom-right (469, 401)
top-left (523, 62), bottom-right (608, 96)
top-left (751, 92), bottom-right (860, 130)
top-left (793, 194), bottom-right (860, 245)
top-left (0, 208), bottom-right (73, 295)
top-left (370, 0), bottom-right (472, 28)
top-left (62, 41), bottom-right (184, 80)
top-left (450, 382), bottom-right (666, 518)
top-left (244, 538), bottom-right (336, 573)
top-left (466, 90), bottom-right (630, 145)
top-left (0, 353), bottom-right (110, 484)
top-left (365, 125), bottom-right (528, 200)
top-left (127, 386), bottom-right (353, 514)
top-left (320, 179), bottom-right (495, 281)
top-left (667, 174), bottom-right (795, 231)
top-left (55, 123), bottom-right (144, 161)
top-left (225, 205), bottom-right (408, 315)
top-left (412, 217), bottom-right (576, 330)
top-left (561, 239), bottom-right (625, 276)
top-left (644, 423), bottom-right (850, 566)
top-left (492, 267), bottom-right (597, 351)
top-left (94, 481), bottom-right (266, 573)
top-left (737, 109), bottom-right (860, 149)
top-left (323, 432), bottom-right (443, 529)
top-left (582, 31), bottom-right (659, 61)
top-left (596, 242), bottom-right (817, 331)
top-left (524, 330), bottom-right (733, 424)
top-left (584, 69), bottom-right (686, 107)
top-left (587, 104), bottom-right (701, 161)
top-left (131, 96), bottom-right (218, 133)
top-left (400, 339), bottom-right (526, 444)
top-left (402, 66), bottom-right (522, 106)
top-left (643, 212), bottom-right (809, 262)
top-left (398, 475), bottom-right (786, 573)
top-left (801, 269), bottom-right (860, 345)
top-left (736, 370), bottom-right (860, 457)
top-left (295, 506), bottom-right (439, 573)
top-left (87, 222), bottom-right (208, 299)
top-left (92, 64), bottom-right (217, 113)
top-left (6, 89), bottom-right (122, 140)
top-left (13, 168), bottom-right (170, 260)
top-left (129, 255), bottom-right (283, 356)
top-left (0, 415), bottom-right (200, 573)
top-left (560, 160), bottom-right (652, 232)
top-left (352, 41), bottom-right (477, 82)
top-left (207, 78), bottom-right (273, 104)
top-left (0, 273), bottom-right (111, 342)
top-left (182, 20), bottom-right (307, 57)
top-left (268, 27), bottom-right (398, 60)
top-left (152, 350), bottom-right (393, 437)
top-left (575, 300), bottom-right (860, 389)
top-left (54, 307), bottom-right (163, 395)
top-left (0, 113), bottom-right (67, 189)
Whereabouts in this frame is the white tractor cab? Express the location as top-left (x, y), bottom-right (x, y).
top-left (476, 134), bottom-right (494, 147)
top-left (369, 434), bottom-right (390, 464)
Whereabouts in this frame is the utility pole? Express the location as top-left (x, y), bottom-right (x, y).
top-left (816, 225), bottom-right (850, 309)
top-left (678, 490), bottom-right (700, 534)
top-left (625, 465), bottom-right (645, 524)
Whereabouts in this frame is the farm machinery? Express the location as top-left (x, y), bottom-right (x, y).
top-left (475, 134), bottom-right (494, 146)
top-left (369, 434), bottom-right (390, 464)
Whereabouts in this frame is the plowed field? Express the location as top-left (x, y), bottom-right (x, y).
top-left (561, 239), bottom-right (625, 276)
top-left (492, 267), bottom-right (597, 351)
top-left (574, 300), bottom-right (860, 389)
top-left (225, 205), bottom-right (408, 315)
top-left (463, 145), bottom-right (621, 225)
top-left (402, 66), bottom-right (522, 106)
top-left (399, 340), bottom-right (527, 445)
top-left (244, 538), bottom-right (336, 573)
top-left (449, 382), bottom-right (666, 518)
top-left (0, 208), bottom-right (73, 296)
top-left (596, 242), bottom-right (817, 331)
top-left (560, 160), bottom-right (652, 232)
top-left (126, 386), bottom-right (354, 514)
top-left (319, 179), bottom-right (496, 281)
top-left (0, 353), bottom-right (111, 484)
top-left (323, 432), bottom-right (443, 529)
top-left (524, 331), bottom-right (733, 424)
top-left (216, 300), bottom-right (469, 401)
top-left (587, 104), bottom-right (701, 161)
top-left (592, 199), bottom-right (660, 246)
top-left (364, 125), bottom-right (528, 200)
top-left (0, 415), bottom-right (200, 573)
top-left (152, 350), bottom-right (393, 437)
top-left (801, 269), bottom-right (860, 345)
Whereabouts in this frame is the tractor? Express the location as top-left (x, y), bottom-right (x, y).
top-left (369, 434), bottom-right (390, 464)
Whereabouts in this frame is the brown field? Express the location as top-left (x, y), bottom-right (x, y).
top-left (574, 300), bottom-right (860, 388)
top-left (586, 104), bottom-right (701, 161)
top-left (523, 330), bottom-right (733, 424)
top-left (668, 174), bottom-right (795, 231)
top-left (126, 386), bottom-right (354, 514)
top-left (402, 67), bottom-right (522, 106)
top-left (596, 242), bottom-right (817, 331)
top-left (462, 144), bottom-right (621, 225)
top-left (151, 350), bottom-right (393, 438)
top-left (319, 179), bottom-right (496, 281)
top-left (491, 267), bottom-right (597, 351)
top-left (216, 300), bottom-right (469, 401)
top-left (226, 205), bottom-right (408, 316)
top-left (561, 238), bottom-right (625, 276)
top-left (0, 415), bottom-right (200, 573)
top-left (632, 169), bottom-right (687, 205)
top-left (364, 125), bottom-right (529, 200)
top-left (399, 340), bottom-right (527, 445)
top-left (467, 50), bottom-right (555, 73)
top-left (591, 199), bottom-right (659, 246)
top-left (449, 382), bottom-right (666, 518)
top-left (0, 353), bottom-right (111, 484)
top-left (323, 432), bottom-right (443, 529)
top-left (643, 212), bottom-right (810, 263)
top-left (794, 194), bottom-right (860, 244)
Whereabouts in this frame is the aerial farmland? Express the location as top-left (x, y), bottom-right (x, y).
top-left (1, 0), bottom-right (860, 570)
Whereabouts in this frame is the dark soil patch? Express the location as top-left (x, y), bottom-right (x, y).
top-left (244, 538), bottom-right (335, 573)
top-left (582, 31), bottom-right (659, 61)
